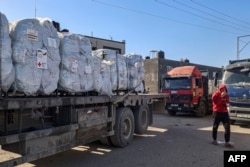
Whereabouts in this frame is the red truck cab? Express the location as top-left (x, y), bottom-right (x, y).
top-left (162, 66), bottom-right (211, 117)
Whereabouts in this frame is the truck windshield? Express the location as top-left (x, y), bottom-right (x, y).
top-left (223, 69), bottom-right (250, 87)
top-left (163, 78), bottom-right (191, 89)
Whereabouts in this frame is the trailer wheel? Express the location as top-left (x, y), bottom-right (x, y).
top-left (110, 107), bottom-right (135, 147)
top-left (134, 105), bottom-right (149, 134)
top-left (196, 101), bottom-right (206, 117)
top-left (168, 110), bottom-right (176, 116)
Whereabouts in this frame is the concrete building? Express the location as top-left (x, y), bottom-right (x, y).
top-left (85, 36), bottom-right (126, 54)
top-left (144, 56), bottom-right (223, 93)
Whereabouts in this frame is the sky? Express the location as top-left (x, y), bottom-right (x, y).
top-left (1, 0), bottom-right (250, 68)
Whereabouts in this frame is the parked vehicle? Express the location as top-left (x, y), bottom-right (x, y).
top-left (221, 58), bottom-right (250, 124)
top-left (0, 13), bottom-right (168, 166)
top-left (162, 66), bottom-right (218, 117)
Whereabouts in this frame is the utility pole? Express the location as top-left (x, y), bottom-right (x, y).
top-left (237, 34), bottom-right (250, 60)
top-left (35, 0), bottom-right (37, 18)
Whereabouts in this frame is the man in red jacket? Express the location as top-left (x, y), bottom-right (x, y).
top-left (212, 84), bottom-right (233, 147)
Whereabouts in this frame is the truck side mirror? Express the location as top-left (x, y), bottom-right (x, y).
top-left (213, 72), bottom-right (218, 78)
top-left (213, 72), bottom-right (218, 86)
top-left (214, 79), bottom-right (218, 87)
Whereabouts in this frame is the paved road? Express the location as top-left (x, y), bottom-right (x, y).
top-left (17, 113), bottom-right (250, 167)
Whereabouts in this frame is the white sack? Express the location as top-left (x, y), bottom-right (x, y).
top-left (91, 55), bottom-right (112, 96)
top-left (39, 18), bottom-right (61, 94)
top-left (0, 12), bottom-right (15, 92)
top-left (92, 49), bottom-right (128, 91)
top-left (58, 33), bottom-right (94, 92)
top-left (126, 53), bottom-right (145, 92)
top-left (10, 18), bottom-right (60, 95)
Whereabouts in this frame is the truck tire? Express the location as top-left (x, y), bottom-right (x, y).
top-left (168, 110), bottom-right (176, 116)
top-left (110, 107), bottom-right (135, 147)
top-left (133, 105), bottom-right (149, 134)
top-left (196, 101), bottom-right (206, 117)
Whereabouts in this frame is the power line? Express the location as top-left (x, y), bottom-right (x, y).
top-left (155, 0), bottom-right (249, 33)
top-left (173, 0), bottom-right (250, 31)
top-left (35, 0), bottom-right (37, 18)
top-left (190, 0), bottom-right (250, 26)
top-left (92, 0), bottom-right (242, 35)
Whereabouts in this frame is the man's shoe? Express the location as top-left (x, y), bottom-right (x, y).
top-left (212, 140), bottom-right (218, 145)
top-left (225, 142), bottom-right (234, 148)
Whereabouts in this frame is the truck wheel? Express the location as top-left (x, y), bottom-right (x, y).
top-left (196, 101), bottom-right (206, 117)
top-left (110, 107), bottom-right (135, 147)
top-left (134, 105), bottom-right (149, 134)
top-left (168, 110), bottom-right (176, 116)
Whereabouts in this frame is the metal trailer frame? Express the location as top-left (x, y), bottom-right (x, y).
top-left (0, 93), bottom-right (167, 167)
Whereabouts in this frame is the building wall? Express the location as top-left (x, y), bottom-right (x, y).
top-left (144, 59), bottom-right (159, 93)
top-left (158, 58), bottom-right (223, 79)
top-left (85, 36), bottom-right (126, 54)
top-left (144, 58), bottom-right (222, 93)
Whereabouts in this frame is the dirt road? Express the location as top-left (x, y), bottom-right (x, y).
top-left (16, 113), bottom-right (250, 167)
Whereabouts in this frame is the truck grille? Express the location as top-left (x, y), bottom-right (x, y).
top-left (170, 94), bottom-right (192, 101)
top-left (230, 97), bottom-right (250, 103)
top-left (230, 101), bottom-right (250, 108)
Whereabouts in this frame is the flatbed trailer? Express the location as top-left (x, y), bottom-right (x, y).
top-left (0, 12), bottom-right (169, 166)
top-left (0, 92), bottom-right (168, 167)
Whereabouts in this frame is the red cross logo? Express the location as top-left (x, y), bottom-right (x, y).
top-left (38, 62), bottom-right (41, 67)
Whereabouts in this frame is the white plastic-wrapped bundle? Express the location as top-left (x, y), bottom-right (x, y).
top-left (10, 18), bottom-right (60, 95)
top-left (39, 18), bottom-right (61, 95)
top-left (91, 55), bottom-right (112, 96)
top-left (58, 33), bottom-right (94, 92)
top-left (92, 49), bottom-right (128, 91)
top-left (126, 53), bottom-right (145, 92)
top-left (0, 12), bottom-right (15, 92)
